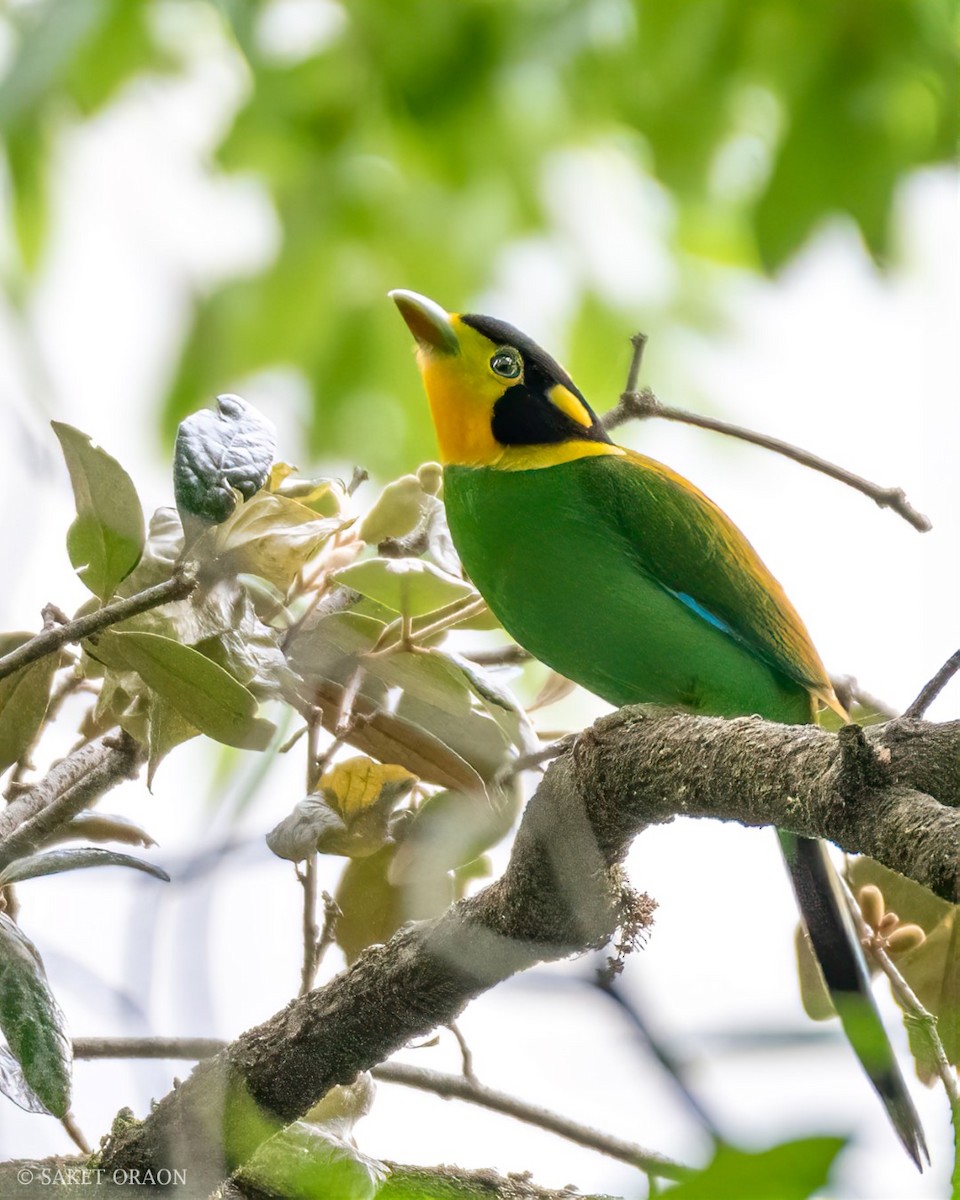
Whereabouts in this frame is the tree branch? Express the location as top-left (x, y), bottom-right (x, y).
top-left (0, 574), bottom-right (197, 683)
top-left (603, 386), bottom-right (932, 533)
top-left (0, 733), bottom-right (144, 873)
top-left (73, 1037), bottom-right (227, 1060)
top-left (71, 1037), bottom-right (690, 1182)
top-left (373, 1061), bottom-right (691, 1182)
top-left (93, 708), bottom-right (956, 1188)
top-left (905, 649), bottom-right (960, 719)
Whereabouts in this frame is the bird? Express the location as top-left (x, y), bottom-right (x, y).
top-left (390, 287), bottom-right (927, 1168)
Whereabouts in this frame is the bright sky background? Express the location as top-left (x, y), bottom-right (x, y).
top-left (0, 17), bottom-right (956, 1200)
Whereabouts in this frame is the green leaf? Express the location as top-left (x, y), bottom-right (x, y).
top-left (0, 914), bottom-right (71, 1118)
top-left (391, 787), bottom-right (516, 880)
top-left (335, 844), bottom-right (453, 964)
top-left (794, 923), bottom-right (835, 1021)
top-left (665, 1137), bottom-right (846, 1200)
top-left (52, 421), bottom-right (144, 599)
top-left (266, 795), bottom-right (348, 863)
top-left (146, 695), bottom-right (199, 789)
top-left (0, 848), bottom-right (170, 888)
top-left (357, 474), bottom-right (430, 544)
top-left (48, 812), bottom-right (155, 849)
top-left (847, 857), bottom-right (954, 935)
top-left (236, 1117), bottom-right (386, 1200)
top-left (207, 490), bottom-right (347, 592)
top-left (0, 643), bottom-right (57, 776)
top-left (174, 394), bottom-right (277, 525)
top-left (115, 507), bottom-right (185, 597)
top-left (333, 557), bottom-right (474, 618)
top-left (0, 1042), bottom-right (48, 1114)
top-left (107, 630), bottom-right (275, 750)
top-left (267, 759), bottom-right (417, 862)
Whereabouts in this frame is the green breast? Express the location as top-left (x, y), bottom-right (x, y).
top-left (443, 459), bottom-right (813, 724)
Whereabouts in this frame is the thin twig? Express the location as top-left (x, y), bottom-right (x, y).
top-left (623, 331), bottom-right (648, 395)
top-left (904, 650), bottom-right (960, 720)
top-left (496, 734), bottom-right (578, 784)
top-left (840, 875), bottom-right (959, 1119)
top-left (298, 714), bottom-right (324, 996)
top-left (466, 645), bottom-right (532, 667)
top-left (60, 1112), bottom-right (91, 1156)
top-left (0, 573), bottom-right (197, 683)
top-left (73, 1037), bottom-right (226, 1059)
top-left (297, 856), bottom-right (321, 997)
top-left (447, 1021), bottom-right (477, 1081)
top-left (372, 1061), bottom-right (692, 1182)
top-left (0, 733), bottom-right (144, 867)
top-left (70, 1033), bottom-right (690, 1181)
top-left (315, 890), bottom-right (341, 969)
top-left (314, 666), bottom-right (367, 774)
top-left (603, 342), bottom-right (932, 532)
top-left (594, 975), bottom-right (723, 1142)
top-left (70, 1033), bottom-right (689, 1180)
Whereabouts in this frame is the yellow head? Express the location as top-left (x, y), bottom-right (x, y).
top-left (390, 290), bottom-right (618, 469)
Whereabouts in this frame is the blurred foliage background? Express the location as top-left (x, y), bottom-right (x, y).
top-left (0, 0), bottom-right (955, 475)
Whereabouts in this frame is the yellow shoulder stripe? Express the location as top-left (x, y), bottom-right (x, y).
top-left (495, 441), bottom-right (626, 471)
top-left (548, 384), bottom-right (593, 428)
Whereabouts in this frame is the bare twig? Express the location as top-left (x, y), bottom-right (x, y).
top-left (466, 645), bottom-right (532, 667)
top-left (446, 1021), bottom-right (477, 1081)
top-left (297, 714), bottom-right (324, 995)
top-left (0, 733), bottom-right (144, 867)
top-left (904, 650), bottom-right (960, 720)
top-left (60, 1112), bottom-right (91, 1156)
top-left (297, 856), bottom-right (321, 997)
top-left (313, 667), bottom-right (368, 775)
top-left (73, 1037), bottom-right (226, 1059)
top-left (603, 337), bottom-right (932, 532)
top-left (840, 875), bottom-right (960, 1120)
top-left (316, 891), bottom-right (341, 967)
top-left (0, 573), bottom-right (197, 683)
top-left (70, 1033), bottom-right (689, 1180)
top-left (496, 734), bottom-right (578, 784)
top-left (372, 1061), bottom-right (692, 1182)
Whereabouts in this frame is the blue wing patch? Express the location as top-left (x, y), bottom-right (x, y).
top-left (673, 591), bottom-right (734, 636)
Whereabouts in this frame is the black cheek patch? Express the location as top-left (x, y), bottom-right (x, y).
top-left (492, 384), bottom-right (597, 445)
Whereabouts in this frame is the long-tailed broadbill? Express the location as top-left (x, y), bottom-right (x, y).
top-left (390, 287), bottom-right (927, 1168)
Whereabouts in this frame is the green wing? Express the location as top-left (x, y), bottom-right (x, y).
top-left (597, 449), bottom-right (843, 714)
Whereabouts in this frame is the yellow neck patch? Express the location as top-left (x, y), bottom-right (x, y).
top-left (416, 314), bottom-right (621, 470)
top-left (493, 440), bottom-right (626, 471)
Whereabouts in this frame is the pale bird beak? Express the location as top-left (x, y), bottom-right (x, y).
top-left (389, 289), bottom-right (460, 356)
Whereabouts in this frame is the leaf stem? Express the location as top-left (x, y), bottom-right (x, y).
top-left (840, 874), bottom-right (959, 1119)
top-left (0, 573), bottom-right (197, 683)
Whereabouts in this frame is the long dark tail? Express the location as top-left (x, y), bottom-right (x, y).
top-left (778, 831), bottom-right (928, 1170)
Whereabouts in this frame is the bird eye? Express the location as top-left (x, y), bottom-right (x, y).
top-left (490, 348), bottom-right (521, 379)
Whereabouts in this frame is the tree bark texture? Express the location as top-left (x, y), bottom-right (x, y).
top-left (90, 708), bottom-right (957, 1188)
